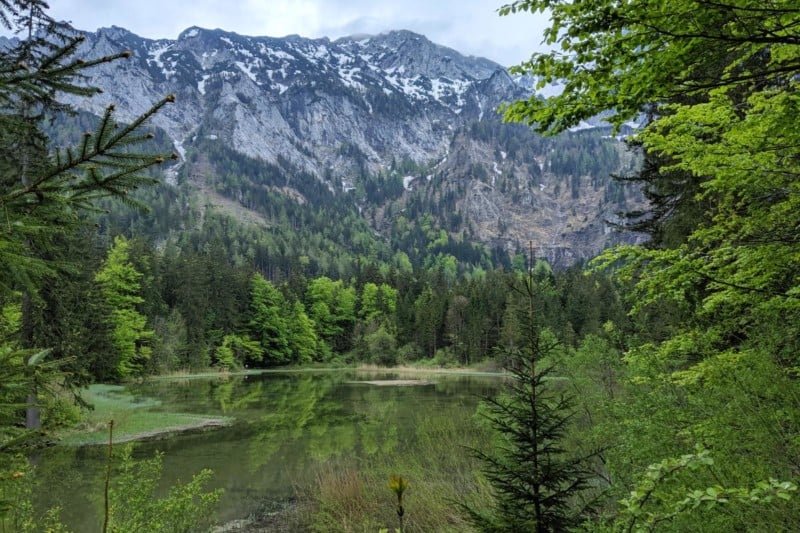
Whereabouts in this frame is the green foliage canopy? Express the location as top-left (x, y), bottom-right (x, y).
top-left (503, 0), bottom-right (800, 366)
top-left (500, 0), bottom-right (800, 131)
top-left (248, 273), bottom-right (291, 365)
top-left (0, 0), bottom-right (174, 402)
top-left (501, 1), bottom-right (800, 528)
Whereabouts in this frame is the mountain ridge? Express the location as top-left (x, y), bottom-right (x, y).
top-left (56, 25), bottom-right (642, 267)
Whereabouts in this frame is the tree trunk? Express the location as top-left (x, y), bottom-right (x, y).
top-left (22, 291), bottom-right (41, 429)
top-left (26, 393), bottom-right (41, 429)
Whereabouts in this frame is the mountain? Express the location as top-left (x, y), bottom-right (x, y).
top-left (62, 25), bottom-right (643, 268)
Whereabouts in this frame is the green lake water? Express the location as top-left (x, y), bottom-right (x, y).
top-left (32, 369), bottom-right (503, 531)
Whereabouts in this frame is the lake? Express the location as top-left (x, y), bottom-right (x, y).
top-left (32, 369), bottom-right (503, 531)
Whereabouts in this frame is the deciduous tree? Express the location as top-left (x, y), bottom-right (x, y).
top-left (94, 236), bottom-right (153, 379)
top-left (248, 273), bottom-right (291, 366)
top-left (501, 1), bottom-right (800, 527)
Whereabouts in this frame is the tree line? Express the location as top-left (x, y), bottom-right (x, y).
top-left (23, 226), bottom-right (627, 382)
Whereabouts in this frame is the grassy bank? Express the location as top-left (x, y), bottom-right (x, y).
top-left (146, 364), bottom-right (507, 382)
top-left (355, 363), bottom-right (507, 377)
top-left (145, 368), bottom-right (273, 380)
top-left (56, 384), bottom-right (232, 446)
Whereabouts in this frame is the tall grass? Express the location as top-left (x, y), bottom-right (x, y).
top-left (355, 364), bottom-right (506, 376)
top-left (303, 406), bottom-right (494, 532)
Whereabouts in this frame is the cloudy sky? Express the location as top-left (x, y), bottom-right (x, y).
top-left (43, 0), bottom-right (552, 66)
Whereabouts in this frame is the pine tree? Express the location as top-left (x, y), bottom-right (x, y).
top-left (1, 1), bottom-right (175, 343)
top-left (464, 258), bottom-right (597, 532)
top-left (0, 0), bottom-right (173, 427)
top-left (1, 18), bottom-right (175, 295)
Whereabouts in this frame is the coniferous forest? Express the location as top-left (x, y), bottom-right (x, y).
top-left (2, 0), bottom-right (800, 531)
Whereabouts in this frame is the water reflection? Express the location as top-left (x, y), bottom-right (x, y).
top-left (34, 370), bottom-right (502, 530)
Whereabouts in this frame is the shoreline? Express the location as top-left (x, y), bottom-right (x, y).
top-left (89, 417), bottom-right (232, 446)
top-left (60, 365), bottom-right (505, 446)
top-left (56, 384), bottom-right (234, 446)
top-left (144, 364), bottom-right (508, 383)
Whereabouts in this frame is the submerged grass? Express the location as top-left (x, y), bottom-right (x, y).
top-left (56, 384), bottom-right (232, 446)
top-left (301, 406), bottom-right (494, 532)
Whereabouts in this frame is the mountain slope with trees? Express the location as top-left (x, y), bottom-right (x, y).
top-left (15, 24), bottom-right (646, 268)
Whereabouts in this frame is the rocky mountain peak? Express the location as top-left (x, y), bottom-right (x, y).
top-left (58, 24), bottom-right (641, 266)
top-left (94, 25), bottom-right (138, 41)
top-left (336, 29), bottom-right (499, 81)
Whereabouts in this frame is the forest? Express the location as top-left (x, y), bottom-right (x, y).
top-left (2, 0), bottom-right (800, 531)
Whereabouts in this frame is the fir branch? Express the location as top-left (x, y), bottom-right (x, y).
top-left (3, 95), bottom-right (175, 206)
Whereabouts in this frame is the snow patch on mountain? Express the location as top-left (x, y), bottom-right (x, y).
top-left (147, 42), bottom-right (171, 73)
top-left (235, 61), bottom-right (259, 83)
